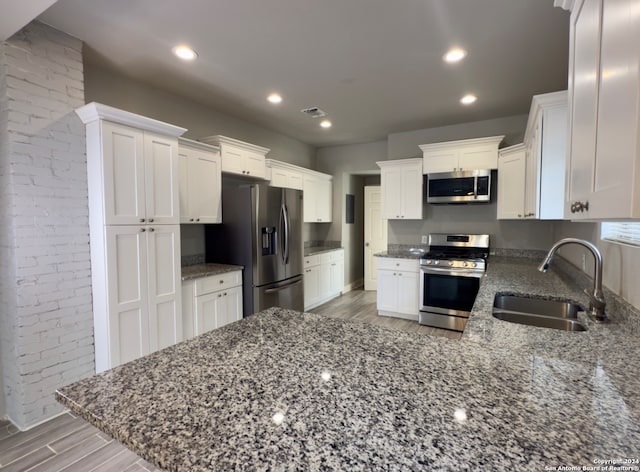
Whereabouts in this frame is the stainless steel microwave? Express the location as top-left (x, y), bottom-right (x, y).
top-left (426, 169), bottom-right (491, 203)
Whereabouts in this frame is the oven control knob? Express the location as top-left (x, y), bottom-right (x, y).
top-left (426, 259), bottom-right (432, 265)
top-left (434, 260), bottom-right (440, 265)
top-left (448, 261), bottom-right (453, 266)
top-left (463, 262), bottom-right (468, 267)
top-left (470, 262), bottom-right (476, 268)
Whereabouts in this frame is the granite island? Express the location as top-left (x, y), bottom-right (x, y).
top-left (56, 257), bottom-right (640, 471)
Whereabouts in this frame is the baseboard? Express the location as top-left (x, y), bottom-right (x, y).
top-left (342, 278), bottom-right (364, 294)
top-left (8, 408), bottom-right (69, 432)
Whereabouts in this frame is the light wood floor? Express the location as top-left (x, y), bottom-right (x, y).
top-left (0, 289), bottom-right (460, 471)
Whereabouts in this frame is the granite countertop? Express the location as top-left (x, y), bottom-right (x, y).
top-left (304, 246), bottom-right (343, 257)
top-left (56, 257), bottom-right (640, 471)
top-left (373, 250), bottom-right (424, 259)
top-left (181, 263), bottom-right (244, 281)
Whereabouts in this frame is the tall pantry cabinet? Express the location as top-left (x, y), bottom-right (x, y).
top-left (76, 103), bottom-right (187, 373)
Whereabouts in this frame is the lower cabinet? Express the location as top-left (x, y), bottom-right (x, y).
top-left (182, 270), bottom-right (243, 339)
top-left (376, 257), bottom-right (419, 320)
top-left (303, 249), bottom-right (344, 310)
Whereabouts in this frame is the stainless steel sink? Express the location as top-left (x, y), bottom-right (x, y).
top-left (492, 294), bottom-right (587, 331)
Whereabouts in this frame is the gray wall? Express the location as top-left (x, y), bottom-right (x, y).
top-left (552, 221), bottom-right (640, 310)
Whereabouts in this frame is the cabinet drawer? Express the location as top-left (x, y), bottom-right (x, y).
top-left (304, 255), bottom-right (320, 267)
top-left (330, 249), bottom-right (344, 261)
top-left (377, 257), bottom-right (418, 272)
top-left (319, 252), bottom-right (333, 264)
top-left (195, 271), bottom-right (242, 296)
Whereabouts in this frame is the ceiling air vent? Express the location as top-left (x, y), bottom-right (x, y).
top-left (300, 107), bottom-right (327, 118)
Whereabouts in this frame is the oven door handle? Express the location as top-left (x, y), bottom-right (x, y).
top-left (420, 266), bottom-right (484, 278)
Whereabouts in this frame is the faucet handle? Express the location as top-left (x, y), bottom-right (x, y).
top-left (583, 288), bottom-right (607, 322)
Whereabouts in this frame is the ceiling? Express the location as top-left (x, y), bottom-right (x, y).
top-left (37, 0), bottom-right (570, 147)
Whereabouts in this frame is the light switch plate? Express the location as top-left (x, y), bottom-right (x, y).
top-left (421, 235), bottom-right (428, 244)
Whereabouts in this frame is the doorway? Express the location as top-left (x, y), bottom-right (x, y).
top-left (364, 186), bottom-right (387, 290)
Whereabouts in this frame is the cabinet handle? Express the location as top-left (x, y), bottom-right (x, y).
top-left (140, 228), bottom-right (146, 232)
top-left (393, 272), bottom-right (397, 276)
top-left (190, 218), bottom-right (195, 222)
top-left (246, 171), bottom-right (250, 175)
top-left (148, 218), bottom-right (154, 222)
top-left (331, 263), bottom-right (336, 266)
top-left (398, 273), bottom-right (402, 276)
top-left (396, 263), bottom-right (400, 266)
top-left (317, 218), bottom-right (322, 222)
top-left (570, 201), bottom-right (590, 213)
top-left (218, 294), bottom-right (222, 298)
top-left (517, 214), bottom-right (522, 218)
top-left (140, 218), bottom-right (145, 223)
top-left (149, 228), bottom-right (155, 232)
top-left (219, 280), bottom-right (224, 284)
top-left (223, 292), bottom-right (227, 296)
top-left (196, 218), bottom-right (200, 222)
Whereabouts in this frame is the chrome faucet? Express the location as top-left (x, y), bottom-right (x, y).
top-left (538, 238), bottom-right (607, 322)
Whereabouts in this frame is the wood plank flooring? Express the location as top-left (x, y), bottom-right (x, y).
top-left (311, 289), bottom-right (463, 340)
top-left (0, 288), bottom-right (460, 471)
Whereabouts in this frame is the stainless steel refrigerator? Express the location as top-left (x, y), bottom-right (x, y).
top-left (205, 180), bottom-right (304, 317)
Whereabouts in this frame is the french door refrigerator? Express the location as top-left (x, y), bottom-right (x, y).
top-left (205, 181), bottom-right (304, 317)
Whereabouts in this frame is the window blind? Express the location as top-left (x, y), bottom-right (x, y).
top-left (601, 222), bottom-right (640, 247)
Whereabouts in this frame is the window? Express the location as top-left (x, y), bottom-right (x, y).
top-left (601, 222), bottom-right (640, 247)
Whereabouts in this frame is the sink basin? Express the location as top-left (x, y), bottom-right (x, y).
top-left (493, 295), bottom-right (581, 318)
top-left (492, 294), bottom-right (586, 332)
top-left (407, 247), bottom-right (426, 255)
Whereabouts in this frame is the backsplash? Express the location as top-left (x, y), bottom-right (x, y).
top-left (181, 254), bottom-right (206, 267)
top-left (304, 240), bottom-right (341, 249)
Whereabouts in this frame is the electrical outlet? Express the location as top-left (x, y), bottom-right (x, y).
top-left (581, 254), bottom-right (586, 271)
top-left (421, 235), bottom-right (428, 244)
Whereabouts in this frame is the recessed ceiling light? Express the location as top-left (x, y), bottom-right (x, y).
top-left (460, 94), bottom-right (477, 105)
top-left (444, 48), bottom-right (467, 63)
top-left (172, 45), bottom-right (198, 61)
top-left (320, 120), bottom-right (332, 129)
top-left (267, 93), bottom-right (282, 104)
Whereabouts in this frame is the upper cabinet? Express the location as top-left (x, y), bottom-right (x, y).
top-left (377, 158), bottom-right (423, 220)
top-left (558, 0), bottom-right (640, 219)
top-left (303, 170), bottom-right (333, 223)
top-left (497, 144), bottom-right (527, 219)
top-left (178, 138), bottom-right (222, 224)
top-left (199, 135), bottom-right (268, 179)
top-left (420, 136), bottom-right (504, 174)
top-left (76, 102), bottom-right (185, 226)
top-left (266, 159), bottom-right (304, 190)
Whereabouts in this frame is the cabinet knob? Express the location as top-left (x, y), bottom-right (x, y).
top-left (365, 242), bottom-right (370, 247)
top-left (223, 292), bottom-right (227, 296)
top-left (148, 218), bottom-right (154, 222)
top-left (396, 263), bottom-right (400, 266)
top-left (190, 218), bottom-right (194, 222)
top-left (196, 218), bottom-right (200, 222)
top-left (517, 214), bottom-right (522, 218)
top-left (149, 228), bottom-right (155, 232)
top-left (242, 170), bottom-right (246, 174)
top-left (140, 218), bottom-right (145, 223)
top-left (218, 294), bottom-right (222, 298)
top-left (246, 171), bottom-right (250, 175)
top-left (140, 228), bottom-right (146, 232)
top-left (317, 218), bottom-right (322, 222)
top-left (571, 201), bottom-right (590, 213)
top-left (398, 273), bottom-right (402, 276)
top-left (219, 280), bottom-right (224, 284)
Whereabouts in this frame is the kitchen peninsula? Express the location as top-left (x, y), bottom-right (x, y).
top-left (56, 258), bottom-right (640, 471)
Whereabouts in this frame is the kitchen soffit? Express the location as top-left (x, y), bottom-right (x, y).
top-left (37, 0), bottom-right (569, 147)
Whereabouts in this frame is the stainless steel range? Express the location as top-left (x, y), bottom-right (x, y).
top-left (419, 234), bottom-right (489, 331)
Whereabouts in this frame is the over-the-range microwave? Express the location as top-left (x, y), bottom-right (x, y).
top-left (426, 169), bottom-right (491, 203)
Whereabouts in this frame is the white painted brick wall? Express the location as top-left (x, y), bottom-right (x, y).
top-left (0, 21), bottom-right (93, 429)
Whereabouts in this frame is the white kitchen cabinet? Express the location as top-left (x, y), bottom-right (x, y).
top-left (558, 0), bottom-right (640, 219)
top-left (199, 135), bottom-right (269, 179)
top-left (179, 138), bottom-right (222, 224)
top-left (498, 91), bottom-right (568, 220)
top-left (497, 144), bottom-right (526, 219)
top-left (303, 171), bottom-right (333, 223)
top-left (376, 257), bottom-right (419, 320)
top-left (266, 159), bottom-right (304, 190)
top-left (181, 270), bottom-right (243, 339)
top-left (377, 158), bottom-right (423, 220)
top-left (303, 249), bottom-right (344, 310)
top-left (420, 136), bottom-right (504, 174)
top-left (103, 225), bottom-right (182, 371)
top-left (76, 103), bottom-right (186, 373)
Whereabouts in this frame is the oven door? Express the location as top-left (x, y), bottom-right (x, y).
top-left (419, 265), bottom-right (482, 316)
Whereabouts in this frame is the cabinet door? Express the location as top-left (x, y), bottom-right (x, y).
top-left (144, 132), bottom-right (179, 224)
top-left (525, 120), bottom-right (542, 219)
top-left (270, 167), bottom-right (289, 188)
top-left (497, 148), bottom-right (526, 219)
top-left (318, 262), bottom-right (331, 300)
top-left (303, 176), bottom-right (318, 222)
top-left (396, 271), bottom-right (419, 316)
top-left (376, 270), bottom-right (398, 312)
top-left (304, 266), bottom-right (320, 309)
top-left (244, 150), bottom-right (266, 179)
top-left (423, 149), bottom-right (459, 173)
top-left (220, 146), bottom-right (246, 175)
top-left (401, 165), bottom-right (422, 219)
top-left (194, 152), bottom-right (222, 223)
top-left (458, 144), bottom-right (499, 170)
top-left (288, 172), bottom-right (304, 190)
top-left (104, 226), bottom-right (149, 370)
top-left (146, 225), bottom-right (182, 352)
top-left (329, 257), bottom-right (344, 295)
top-left (539, 106), bottom-right (568, 220)
top-left (316, 179), bottom-right (333, 222)
top-left (195, 292), bottom-right (219, 335)
top-left (178, 148), bottom-right (193, 223)
top-left (380, 167), bottom-right (403, 219)
top-left (217, 285), bottom-right (243, 328)
top-left (101, 122), bottom-right (146, 225)
top-left (566, 0), bottom-right (601, 218)
top-left (589, 0), bottom-right (639, 218)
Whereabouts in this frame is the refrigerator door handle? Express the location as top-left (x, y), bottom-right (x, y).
top-left (279, 204), bottom-right (286, 265)
top-left (263, 277), bottom-right (302, 294)
top-left (283, 203), bottom-right (290, 264)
